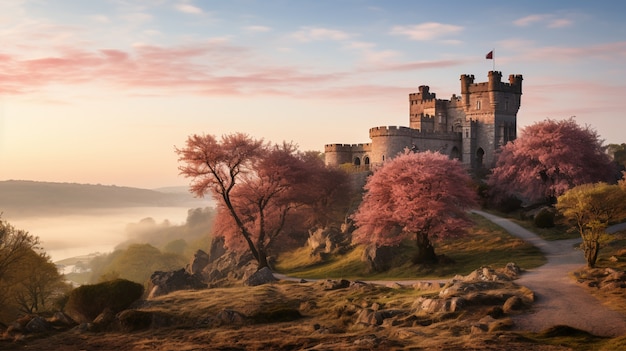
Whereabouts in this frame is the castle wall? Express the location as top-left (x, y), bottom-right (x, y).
top-left (324, 71), bottom-right (522, 171)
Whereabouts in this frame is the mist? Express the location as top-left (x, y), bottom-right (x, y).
top-left (6, 206), bottom-right (196, 261)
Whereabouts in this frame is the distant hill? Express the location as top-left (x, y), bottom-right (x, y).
top-left (0, 180), bottom-right (207, 216)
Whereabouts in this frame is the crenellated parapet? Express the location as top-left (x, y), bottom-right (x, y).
top-left (324, 143), bottom-right (371, 153)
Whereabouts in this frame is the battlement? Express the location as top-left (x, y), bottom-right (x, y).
top-left (369, 126), bottom-right (416, 138)
top-left (461, 71), bottom-right (522, 94)
top-left (324, 143), bottom-right (371, 152)
top-left (369, 125), bottom-right (461, 141)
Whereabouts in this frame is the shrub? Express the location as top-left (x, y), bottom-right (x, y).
top-left (534, 208), bottom-right (555, 228)
top-left (64, 279), bottom-right (144, 323)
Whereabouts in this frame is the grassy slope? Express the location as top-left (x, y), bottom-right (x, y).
top-left (275, 213), bottom-right (547, 280)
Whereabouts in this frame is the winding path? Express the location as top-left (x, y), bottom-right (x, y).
top-left (473, 210), bottom-right (626, 337)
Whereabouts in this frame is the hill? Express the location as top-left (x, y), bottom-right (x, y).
top-left (0, 180), bottom-right (205, 216)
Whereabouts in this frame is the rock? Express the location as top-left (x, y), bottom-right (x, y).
top-left (244, 267), bottom-right (277, 286)
top-left (25, 316), bottom-right (50, 333)
top-left (609, 256), bottom-right (619, 262)
top-left (361, 244), bottom-right (402, 273)
top-left (504, 262), bottom-right (521, 277)
top-left (307, 226), bottom-right (343, 254)
top-left (149, 268), bottom-right (208, 298)
top-left (412, 281), bottom-right (442, 291)
top-left (356, 308), bottom-right (381, 326)
top-left (417, 297), bottom-right (464, 313)
top-left (502, 296), bottom-right (525, 313)
top-left (322, 279), bottom-right (350, 290)
top-left (93, 308), bottom-right (116, 330)
top-left (48, 312), bottom-right (76, 328)
top-left (215, 309), bottom-right (246, 326)
top-left (187, 249), bottom-right (210, 275)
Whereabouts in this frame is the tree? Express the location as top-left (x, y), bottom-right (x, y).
top-left (489, 118), bottom-right (616, 204)
top-left (0, 217), bottom-right (69, 323)
top-left (177, 133), bottom-right (350, 270)
top-left (351, 151), bottom-right (478, 264)
top-left (11, 250), bottom-right (68, 314)
top-left (556, 180), bottom-right (626, 268)
top-left (0, 216), bottom-right (39, 282)
top-left (608, 143), bottom-right (626, 169)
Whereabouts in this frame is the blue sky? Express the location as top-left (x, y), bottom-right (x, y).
top-left (1, 0), bottom-right (625, 188)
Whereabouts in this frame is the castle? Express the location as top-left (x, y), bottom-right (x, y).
top-left (324, 71), bottom-right (523, 170)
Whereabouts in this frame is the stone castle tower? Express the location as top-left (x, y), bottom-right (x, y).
top-left (324, 71), bottom-right (523, 169)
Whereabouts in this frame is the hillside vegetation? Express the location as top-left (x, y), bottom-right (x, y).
top-left (0, 180), bottom-right (204, 216)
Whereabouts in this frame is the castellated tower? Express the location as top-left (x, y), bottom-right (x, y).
top-left (324, 71), bottom-right (522, 170)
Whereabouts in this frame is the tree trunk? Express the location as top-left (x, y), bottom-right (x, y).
top-left (584, 239), bottom-right (599, 268)
top-left (256, 247), bottom-right (270, 271)
top-left (414, 232), bottom-right (438, 264)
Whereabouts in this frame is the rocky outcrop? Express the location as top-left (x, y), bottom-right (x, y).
top-left (307, 226), bottom-right (350, 259)
top-left (575, 267), bottom-right (626, 290)
top-left (187, 249), bottom-right (210, 275)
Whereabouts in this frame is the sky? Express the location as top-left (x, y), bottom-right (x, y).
top-left (1, 0), bottom-right (626, 189)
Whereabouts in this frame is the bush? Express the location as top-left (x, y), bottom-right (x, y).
top-left (64, 279), bottom-right (144, 323)
top-left (534, 208), bottom-right (555, 228)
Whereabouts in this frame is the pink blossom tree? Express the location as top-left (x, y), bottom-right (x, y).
top-left (176, 133), bottom-right (350, 270)
top-left (351, 151), bottom-right (478, 264)
top-left (489, 118), bottom-right (616, 204)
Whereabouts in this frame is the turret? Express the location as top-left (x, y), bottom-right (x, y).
top-left (488, 71), bottom-right (502, 91)
top-left (460, 74), bottom-right (474, 108)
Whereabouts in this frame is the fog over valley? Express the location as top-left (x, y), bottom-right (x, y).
top-left (0, 181), bottom-right (213, 261)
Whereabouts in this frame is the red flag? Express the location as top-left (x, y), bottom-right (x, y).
top-left (486, 51), bottom-right (493, 59)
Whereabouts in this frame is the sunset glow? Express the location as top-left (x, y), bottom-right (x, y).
top-left (2, 1), bottom-right (625, 188)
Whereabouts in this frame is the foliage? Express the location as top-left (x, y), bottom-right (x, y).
top-left (556, 180), bottom-right (626, 268)
top-left (351, 151), bottom-right (478, 264)
top-left (608, 143), bottom-right (626, 169)
top-left (176, 133), bottom-right (351, 269)
top-left (534, 208), bottom-right (556, 228)
top-left (489, 118), bottom-right (616, 204)
top-left (0, 217), bottom-right (69, 324)
top-left (118, 207), bottom-right (215, 256)
top-left (88, 243), bottom-right (187, 284)
top-left (64, 279), bottom-right (144, 323)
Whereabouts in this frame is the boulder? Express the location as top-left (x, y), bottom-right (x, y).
top-left (361, 244), bottom-right (402, 272)
top-left (149, 268), bottom-right (208, 298)
top-left (187, 249), bottom-right (210, 275)
top-left (244, 267), bottom-right (277, 286)
top-left (25, 316), bottom-right (50, 333)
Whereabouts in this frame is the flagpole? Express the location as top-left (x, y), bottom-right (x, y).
top-left (492, 48), bottom-right (495, 71)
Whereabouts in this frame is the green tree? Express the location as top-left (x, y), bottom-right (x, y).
top-left (556, 181), bottom-right (626, 268)
top-left (0, 217), bottom-right (68, 323)
top-left (11, 250), bottom-right (69, 314)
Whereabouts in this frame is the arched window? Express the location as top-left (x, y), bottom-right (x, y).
top-left (354, 157), bottom-right (361, 166)
top-left (450, 146), bottom-right (460, 160)
top-left (364, 156), bottom-right (370, 165)
top-left (476, 148), bottom-right (485, 168)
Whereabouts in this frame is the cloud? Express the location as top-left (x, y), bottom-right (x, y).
top-left (244, 25), bottom-right (271, 33)
top-left (175, 3), bottom-right (203, 15)
top-left (291, 27), bottom-right (352, 42)
top-left (514, 14), bottom-right (573, 28)
top-left (390, 22), bottom-right (463, 41)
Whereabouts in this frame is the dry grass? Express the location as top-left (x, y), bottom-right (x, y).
top-left (1, 279), bottom-right (596, 351)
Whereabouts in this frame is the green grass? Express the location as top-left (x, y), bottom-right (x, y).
top-left (275, 213), bottom-right (547, 280)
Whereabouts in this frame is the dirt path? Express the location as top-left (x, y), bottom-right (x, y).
top-left (473, 210), bottom-right (626, 337)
